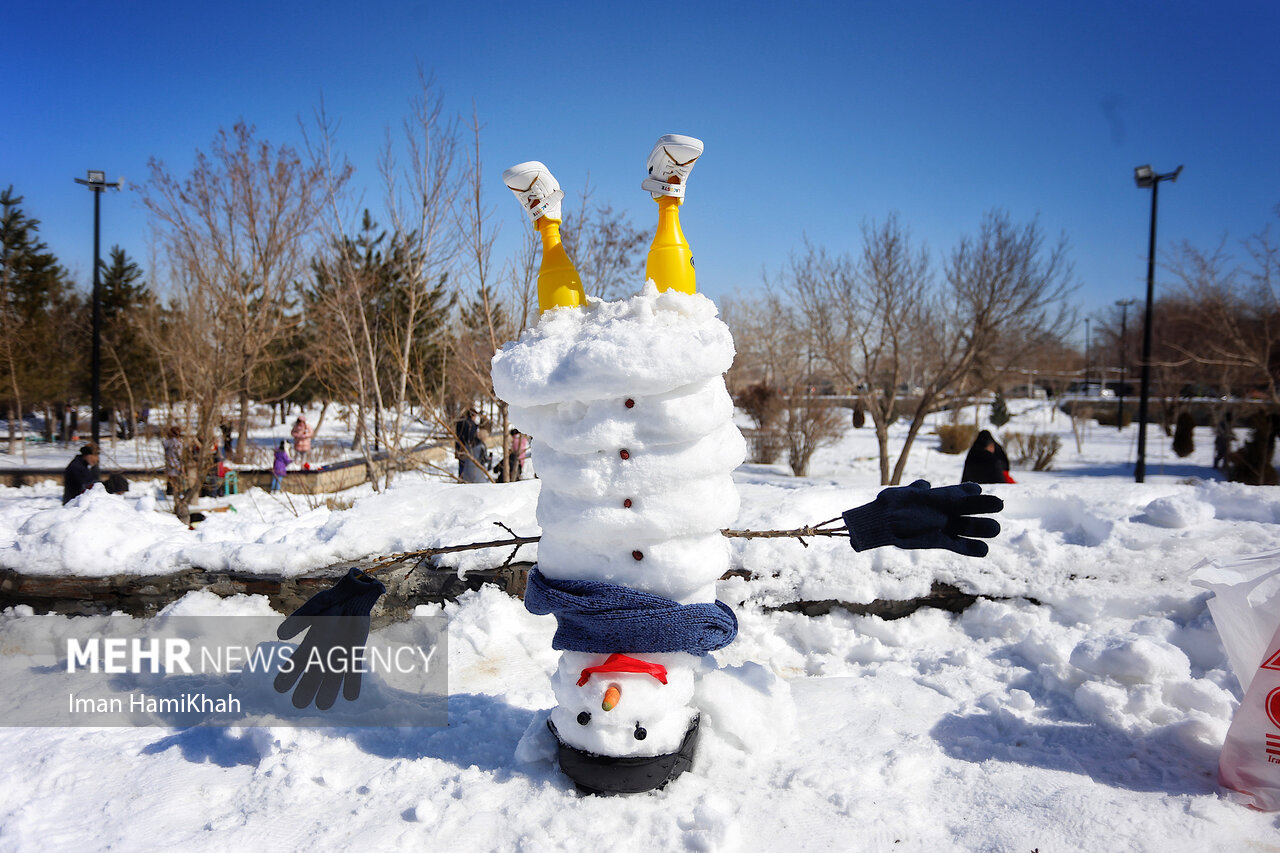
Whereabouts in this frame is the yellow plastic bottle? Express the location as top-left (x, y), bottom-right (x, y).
top-left (536, 216), bottom-right (587, 313)
top-left (644, 196), bottom-right (696, 294)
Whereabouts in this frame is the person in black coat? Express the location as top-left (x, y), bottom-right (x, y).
top-left (62, 443), bottom-right (101, 504)
top-left (961, 430), bottom-right (1014, 484)
top-left (454, 409), bottom-right (481, 479)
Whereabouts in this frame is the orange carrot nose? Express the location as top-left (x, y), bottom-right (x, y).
top-left (602, 684), bottom-right (621, 712)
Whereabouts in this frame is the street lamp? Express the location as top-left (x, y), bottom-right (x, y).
top-left (1115, 298), bottom-right (1136, 431)
top-left (1132, 163), bottom-right (1182, 483)
top-left (1085, 317), bottom-right (1092, 391)
top-left (74, 170), bottom-right (122, 446)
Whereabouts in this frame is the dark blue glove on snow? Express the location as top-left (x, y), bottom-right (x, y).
top-left (273, 568), bottom-right (386, 710)
top-left (841, 480), bottom-right (1003, 557)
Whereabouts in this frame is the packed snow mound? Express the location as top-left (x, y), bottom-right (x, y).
top-left (491, 283), bottom-right (735, 407)
top-left (506, 376), bottom-right (735, 454)
top-left (490, 288), bottom-right (743, 608)
top-left (7, 486), bottom-right (193, 576)
top-left (1142, 493), bottom-right (1216, 528)
top-left (492, 283), bottom-right (747, 761)
top-left (0, 479), bottom-right (541, 578)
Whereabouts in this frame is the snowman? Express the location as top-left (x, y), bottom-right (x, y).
top-left (493, 135), bottom-right (741, 793)
top-left (269, 135), bottom-right (1003, 796)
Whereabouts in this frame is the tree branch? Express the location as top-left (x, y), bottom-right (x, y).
top-left (365, 519), bottom-right (850, 572)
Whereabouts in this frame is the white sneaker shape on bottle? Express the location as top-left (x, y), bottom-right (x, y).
top-left (503, 161), bottom-right (565, 222)
top-left (642, 134), bottom-right (703, 198)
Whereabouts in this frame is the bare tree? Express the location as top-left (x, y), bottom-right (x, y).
top-left (1166, 211), bottom-right (1280, 402)
top-left (306, 78), bottom-right (458, 489)
top-left (768, 211), bottom-right (1075, 484)
top-left (139, 122), bottom-right (338, 461)
top-left (724, 287), bottom-right (844, 476)
top-left (377, 75), bottom-right (462, 484)
top-left (772, 218), bottom-right (933, 483)
top-left (441, 104), bottom-right (515, 483)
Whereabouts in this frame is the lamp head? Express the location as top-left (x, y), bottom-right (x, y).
top-left (1134, 165), bottom-right (1155, 188)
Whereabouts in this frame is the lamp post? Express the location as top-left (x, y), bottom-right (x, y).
top-left (1115, 298), bottom-right (1136, 431)
top-left (1132, 163), bottom-right (1182, 483)
top-left (1085, 317), bottom-right (1092, 392)
top-left (73, 170), bottom-right (122, 447)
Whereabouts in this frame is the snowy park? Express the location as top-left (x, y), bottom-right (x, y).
top-left (2, 389), bottom-right (1279, 851)
top-left (7, 0), bottom-right (1280, 847)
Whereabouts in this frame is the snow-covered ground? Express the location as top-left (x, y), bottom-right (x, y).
top-left (2, 400), bottom-right (1279, 851)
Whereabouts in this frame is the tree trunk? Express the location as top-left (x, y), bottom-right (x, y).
top-left (351, 407), bottom-right (364, 451)
top-left (313, 400), bottom-right (329, 434)
top-left (6, 364), bottom-right (24, 457)
top-left (890, 397), bottom-right (936, 485)
top-left (235, 389), bottom-right (251, 463)
top-left (499, 403), bottom-right (511, 483)
top-left (874, 419), bottom-right (891, 486)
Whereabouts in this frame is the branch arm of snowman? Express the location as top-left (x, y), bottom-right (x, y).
top-left (270, 480), bottom-right (1001, 709)
top-left (365, 479), bottom-right (1004, 568)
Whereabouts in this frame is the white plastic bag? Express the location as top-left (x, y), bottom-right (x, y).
top-left (1217, 619), bottom-right (1280, 810)
top-left (1190, 548), bottom-right (1280, 693)
top-left (1191, 548), bottom-right (1280, 810)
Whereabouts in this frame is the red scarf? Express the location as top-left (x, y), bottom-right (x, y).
top-left (576, 653), bottom-right (669, 686)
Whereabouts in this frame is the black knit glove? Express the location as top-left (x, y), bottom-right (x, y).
top-left (841, 480), bottom-right (1003, 557)
top-left (273, 568), bottom-right (386, 710)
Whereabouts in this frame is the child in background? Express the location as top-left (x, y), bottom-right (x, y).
top-left (271, 441), bottom-right (291, 492)
top-left (291, 416), bottom-right (313, 464)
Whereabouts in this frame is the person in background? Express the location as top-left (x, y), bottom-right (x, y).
top-left (271, 441), bottom-right (291, 492)
top-left (1214, 412), bottom-right (1234, 470)
top-left (219, 422), bottom-right (233, 458)
top-left (460, 418), bottom-right (492, 483)
top-left (163, 426), bottom-right (191, 523)
top-left (501, 427), bottom-right (530, 482)
top-left (62, 443), bottom-right (100, 504)
top-left (291, 416), bottom-right (313, 465)
top-left (454, 408), bottom-right (482, 480)
top-left (961, 429), bottom-right (1015, 484)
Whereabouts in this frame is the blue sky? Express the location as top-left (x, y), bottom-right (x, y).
top-left (7, 1), bottom-right (1279, 347)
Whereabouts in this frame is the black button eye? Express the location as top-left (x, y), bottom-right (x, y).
top-left (577, 712), bottom-right (591, 726)
top-left (633, 723), bottom-right (647, 740)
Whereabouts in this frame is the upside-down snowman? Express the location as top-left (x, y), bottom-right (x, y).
top-left (490, 135), bottom-right (1004, 795)
top-left (493, 135), bottom-right (741, 793)
top-left (269, 135), bottom-right (1003, 794)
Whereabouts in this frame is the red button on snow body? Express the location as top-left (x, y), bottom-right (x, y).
top-left (625, 398), bottom-right (635, 409)
top-left (623, 498), bottom-right (633, 508)
top-left (632, 550), bottom-right (644, 561)
top-left (619, 449), bottom-right (630, 460)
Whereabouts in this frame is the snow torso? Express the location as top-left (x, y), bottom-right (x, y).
top-left (492, 284), bottom-right (745, 757)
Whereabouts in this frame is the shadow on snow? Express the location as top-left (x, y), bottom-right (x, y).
top-left (140, 693), bottom-right (553, 784)
top-left (930, 710), bottom-right (1220, 796)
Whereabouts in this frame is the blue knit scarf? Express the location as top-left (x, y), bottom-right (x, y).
top-left (524, 567), bottom-right (737, 655)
